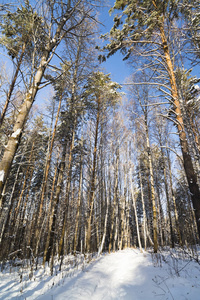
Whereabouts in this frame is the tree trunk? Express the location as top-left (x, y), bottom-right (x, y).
top-left (38, 92), bottom-right (62, 223)
top-left (118, 160), bottom-right (127, 251)
top-left (139, 166), bottom-right (147, 250)
top-left (98, 184), bottom-right (108, 256)
top-left (58, 126), bottom-right (75, 258)
top-left (86, 101), bottom-right (100, 252)
top-left (0, 140), bottom-right (29, 247)
top-left (167, 149), bottom-right (182, 245)
top-left (159, 19), bottom-right (200, 239)
top-left (0, 43), bottom-right (26, 127)
top-left (113, 202), bottom-right (119, 252)
top-left (129, 142), bottom-right (142, 252)
top-left (163, 156), bottom-right (174, 248)
top-left (73, 138), bottom-right (83, 253)
top-left (0, 12), bottom-right (71, 198)
top-left (109, 146), bottom-right (119, 253)
top-left (145, 116), bottom-right (158, 253)
top-left (43, 143), bottom-right (67, 265)
top-left (13, 141), bottom-right (35, 223)
top-left (130, 164), bottom-right (143, 252)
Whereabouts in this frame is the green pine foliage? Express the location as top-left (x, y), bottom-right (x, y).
top-left (105, 0), bottom-right (180, 59)
top-left (0, 0), bottom-right (46, 60)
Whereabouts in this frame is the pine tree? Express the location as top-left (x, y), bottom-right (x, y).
top-left (104, 0), bottom-right (200, 239)
top-left (0, 0), bottom-right (46, 126)
top-left (0, 0), bottom-right (94, 200)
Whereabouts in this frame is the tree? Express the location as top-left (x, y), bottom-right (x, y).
top-left (0, 0), bottom-right (94, 200)
top-left (0, 115), bottom-right (49, 260)
top-left (104, 0), bottom-right (200, 239)
top-left (129, 141), bottom-right (143, 252)
top-left (0, 0), bottom-right (46, 127)
top-left (83, 71), bottom-right (121, 252)
top-left (182, 0), bottom-right (200, 62)
top-left (42, 15), bottom-right (99, 265)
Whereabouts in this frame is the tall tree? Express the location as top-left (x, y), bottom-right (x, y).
top-left (104, 0), bottom-right (200, 238)
top-left (83, 71), bottom-right (121, 252)
top-left (0, 0), bottom-right (94, 199)
top-left (0, 1), bottom-right (44, 127)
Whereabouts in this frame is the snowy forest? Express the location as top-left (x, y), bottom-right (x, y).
top-left (0, 0), bottom-right (200, 298)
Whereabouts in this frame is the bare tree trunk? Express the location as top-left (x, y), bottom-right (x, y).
top-left (0, 11), bottom-right (74, 198)
top-left (167, 150), bottom-right (182, 245)
top-left (113, 203), bottom-right (119, 252)
top-left (130, 173), bottom-right (143, 252)
top-left (158, 19), bottom-right (200, 239)
top-left (43, 143), bottom-right (67, 265)
top-left (58, 127), bottom-right (75, 258)
top-left (119, 186), bottom-right (126, 250)
top-left (163, 160), bottom-right (174, 248)
top-left (98, 183), bottom-right (108, 256)
top-left (109, 146), bottom-right (119, 253)
top-left (38, 93), bottom-right (62, 223)
top-left (10, 158), bottom-right (35, 255)
top-left (0, 44), bottom-right (26, 127)
top-left (86, 102), bottom-right (100, 252)
top-left (138, 166), bottom-right (147, 250)
top-left (73, 138), bottom-right (83, 253)
top-left (0, 140), bottom-right (29, 247)
top-left (129, 142), bottom-right (142, 252)
top-left (153, 171), bottom-right (162, 248)
top-left (125, 189), bottom-right (131, 249)
top-left (145, 117), bottom-right (158, 253)
top-left (13, 142), bottom-right (35, 223)
top-left (43, 149), bottom-right (61, 239)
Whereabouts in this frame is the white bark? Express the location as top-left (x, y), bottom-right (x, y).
top-left (98, 193), bottom-right (108, 256)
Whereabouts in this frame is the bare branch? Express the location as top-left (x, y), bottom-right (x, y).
top-left (121, 82), bottom-right (172, 92)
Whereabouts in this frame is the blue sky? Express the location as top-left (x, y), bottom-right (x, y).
top-left (98, 1), bottom-right (200, 86)
top-left (98, 1), bottom-right (131, 85)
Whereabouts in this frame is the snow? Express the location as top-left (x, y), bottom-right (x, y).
top-left (0, 248), bottom-right (200, 300)
top-left (0, 170), bottom-right (5, 182)
top-left (51, 37), bottom-right (57, 44)
top-left (29, 87), bottom-right (34, 95)
top-left (11, 129), bottom-right (21, 138)
top-left (187, 99), bottom-right (194, 105)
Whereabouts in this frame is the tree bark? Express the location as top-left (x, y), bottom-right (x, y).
top-left (38, 93), bottom-right (62, 223)
top-left (167, 149), bottom-right (182, 245)
top-left (73, 139), bottom-right (83, 253)
top-left (159, 19), bottom-right (200, 239)
top-left (86, 100), bottom-right (100, 252)
top-left (109, 146), bottom-right (119, 253)
top-left (138, 167), bottom-right (146, 249)
top-left (43, 143), bottom-right (67, 265)
top-left (145, 116), bottom-right (158, 253)
top-left (0, 43), bottom-right (26, 127)
top-left (58, 126), bottom-right (76, 258)
top-left (0, 11), bottom-right (75, 197)
top-left (98, 184), bottom-right (108, 256)
top-left (130, 159), bottom-right (143, 252)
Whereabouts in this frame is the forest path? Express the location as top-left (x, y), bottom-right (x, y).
top-left (1, 248), bottom-right (200, 299)
top-left (38, 248), bottom-right (200, 300)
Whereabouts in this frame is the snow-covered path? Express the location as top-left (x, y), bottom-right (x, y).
top-left (40, 249), bottom-right (149, 300)
top-left (1, 248), bottom-right (200, 299)
top-left (38, 249), bottom-right (200, 300)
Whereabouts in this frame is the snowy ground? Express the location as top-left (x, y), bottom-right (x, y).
top-left (0, 248), bottom-right (200, 300)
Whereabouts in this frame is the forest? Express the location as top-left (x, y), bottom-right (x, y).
top-left (0, 0), bottom-right (200, 278)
